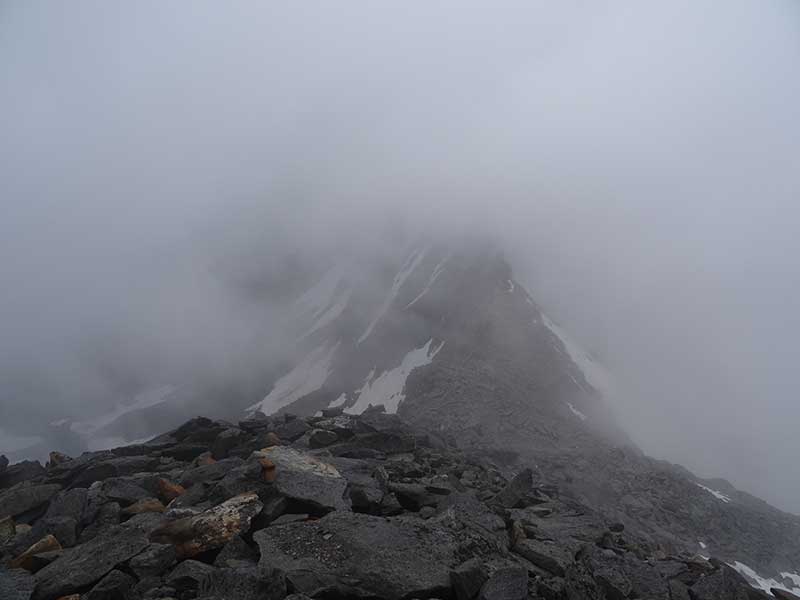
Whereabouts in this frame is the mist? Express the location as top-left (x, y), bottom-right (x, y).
top-left (2, 2), bottom-right (799, 511)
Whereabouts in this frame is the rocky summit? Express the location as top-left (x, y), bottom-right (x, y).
top-left (0, 410), bottom-right (792, 600)
top-left (2, 245), bottom-right (800, 599)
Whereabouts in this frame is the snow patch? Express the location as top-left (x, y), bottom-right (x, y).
top-left (346, 339), bottom-right (444, 414)
top-left (542, 314), bottom-right (613, 395)
top-left (696, 483), bottom-right (732, 503)
top-left (698, 541), bottom-right (707, 549)
top-left (566, 402), bottom-right (588, 421)
top-left (405, 255), bottom-right (448, 308)
top-left (358, 247), bottom-right (427, 344)
top-left (507, 279), bottom-right (515, 293)
top-left (729, 561), bottom-right (800, 597)
top-left (251, 343), bottom-right (339, 415)
top-left (328, 393), bottom-right (347, 408)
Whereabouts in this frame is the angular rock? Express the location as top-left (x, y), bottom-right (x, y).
top-left (31, 513), bottom-right (160, 600)
top-left (513, 538), bottom-right (571, 577)
top-left (11, 535), bottom-right (62, 571)
top-left (120, 498), bottom-right (165, 516)
top-left (0, 515), bottom-right (15, 543)
top-left (211, 428), bottom-right (248, 460)
top-left (492, 469), bottom-right (532, 509)
top-left (274, 419), bottom-right (310, 442)
top-left (166, 559), bottom-right (216, 593)
top-left (478, 566), bottom-right (528, 600)
top-left (254, 511), bottom-right (458, 600)
top-left (308, 429), bottom-right (338, 449)
top-left (0, 461), bottom-right (45, 490)
top-left (129, 543), bottom-right (176, 578)
top-left (85, 569), bottom-right (135, 600)
top-left (451, 558), bottom-right (488, 600)
top-left (690, 563), bottom-right (768, 600)
top-left (156, 478), bottom-right (185, 503)
top-left (95, 478), bottom-right (150, 506)
top-left (0, 567), bottom-right (36, 600)
top-left (213, 534), bottom-right (257, 568)
top-left (254, 447), bottom-right (350, 513)
top-left (199, 566), bottom-right (286, 600)
top-left (149, 491), bottom-right (263, 558)
top-left (0, 484), bottom-right (62, 519)
top-left (773, 590), bottom-right (800, 600)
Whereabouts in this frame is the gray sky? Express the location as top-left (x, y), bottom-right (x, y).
top-left (2, 2), bottom-right (800, 510)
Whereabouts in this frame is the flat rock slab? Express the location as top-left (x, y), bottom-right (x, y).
top-left (254, 511), bottom-right (458, 600)
top-left (255, 447), bottom-right (350, 513)
top-left (31, 513), bottom-right (161, 600)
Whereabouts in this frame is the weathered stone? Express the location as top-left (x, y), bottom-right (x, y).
top-left (95, 478), bottom-right (150, 506)
top-left (492, 469), bottom-right (533, 508)
top-left (11, 535), bottom-right (62, 571)
top-left (269, 513), bottom-right (309, 526)
top-left (274, 419), bottom-right (310, 442)
top-left (0, 566), bottom-right (36, 600)
top-left (255, 511), bottom-right (458, 600)
top-left (166, 559), bottom-right (216, 593)
top-left (478, 566), bottom-right (528, 600)
top-left (0, 461), bottom-right (45, 490)
top-left (254, 447), bottom-right (350, 513)
top-left (0, 484), bottom-right (62, 519)
top-left (211, 428), bottom-right (248, 460)
top-left (46, 452), bottom-right (71, 469)
top-left (0, 515), bottom-right (16, 543)
top-left (120, 498), bottom-right (165, 516)
top-left (308, 429), bottom-right (338, 448)
top-left (451, 558), bottom-right (488, 600)
top-left (130, 543), bottom-right (176, 578)
top-left (513, 538), bottom-right (571, 576)
top-left (157, 478), bottom-right (185, 502)
top-left (180, 458), bottom-right (243, 488)
top-left (31, 513), bottom-right (160, 600)
top-left (85, 569), bottom-right (135, 600)
top-left (213, 534), bottom-right (257, 568)
top-left (149, 491), bottom-right (263, 558)
top-left (199, 566), bottom-right (286, 600)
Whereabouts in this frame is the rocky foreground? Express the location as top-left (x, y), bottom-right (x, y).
top-left (0, 408), bottom-right (791, 600)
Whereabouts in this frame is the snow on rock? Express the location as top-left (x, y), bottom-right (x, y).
top-left (300, 288), bottom-right (351, 339)
top-left (345, 339), bottom-right (445, 414)
top-left (358, 247), bottom-right (428, 344)
top-left (69, 385), bottom-right (176, 437)
top-left (566, 402), bottom-right (588, 421)
top-left (405, 255), bottom-right (448, 309)
top-left (698, 541), bottom-right (707, 549)
top-left (542, 314), bottom-right (613, 395)
top-left (251, 343), bottom-right (339, 415)
top-left (696, 483), bottom-right (732, 503)
top-left (729, 561), bottom-right (800, 597)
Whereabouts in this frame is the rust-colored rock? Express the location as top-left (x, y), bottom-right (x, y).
top-left (11, 534), bottom-right (62, 570)
top-left (157, 478), bottom-right (186, 502)
top-left (260, 458), bottom-right (277, 482)
top-left (121, 497), bottom-right (165, 516)
top-left (46, 451), bottom-right (70, 468)
top-left (193, 452), bottom-right (217, 466)
top-left (149, 491), bottom-right (263, 558)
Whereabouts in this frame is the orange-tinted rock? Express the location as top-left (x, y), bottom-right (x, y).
top-left (11, 534), bottom-right (62, 570)
top-left (157, 478), bottom-right (186, 502)
top-left (121, 498), bottom-right (165, 516)
top-left (260, 458), bottom-right (277, 482)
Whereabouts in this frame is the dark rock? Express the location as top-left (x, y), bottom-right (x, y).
top-left (130, 543), bottom-right (176, 578)
top-left (308, 429), bottom-right (338, 448)
top-left (274, 419), bottom-right (310, 442)
top-left (254, 511), bottom-right (458, 600)
top-left (1, 515), bottom-right (16, 543)
top-left (179, 458), bottom-right (244, 488)
top-left (78, 502), bottom-right (120, 543)
top-left (451, 558), bottom-right (488, 600)
top-left (166, 559), bottom-right (216, 593)
top-left (690, 563), bottom-right (769, 600)
top-left (85, 569), bottom-right (135, 600)
top-left (492, 469), bottom-right (532, 509)
top-left (321, 406), bottom-right (344, 418)
top-left (270, 513), bottom-right (309, 526)
top-left (211, 428), bottom-right (248, 460)
top-left (513, 538), bottom-right (571, 576)
top-left (608, 522), bottom-right (625, 533)
top-left (199, 566), bottom-right (286, 600)
top-left (0, 461), bottom-right (45, 490)
top-left (95, 478), bottom-right (150, 506)
top-left (254, 447), bottom-right (350, 513)
top-left (0, 483), bottom-right (61, 519)
top-left (0, 455), bottom-right (8, 473)
top-left (161, 443), bottom-right (211, 462)
top-left (31, 513), bottom-right (160, 600)
top-left (11, 535), bottom-right (62, 571)
top-left (149, 491), bottom-right (262, 558)
top-left (0, 567), bottom-right (36, 600)
top-left (388, 482), bottom-right (442, 511)
top-left (773, 590), bottom-right (800, 600)
top-left (213, 534), bottom-right (257, 568)
top-left (478, 566), bottom-right (528, 600)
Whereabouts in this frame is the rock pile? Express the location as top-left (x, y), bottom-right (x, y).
top-left (0, 410), bottom-right (774, 599)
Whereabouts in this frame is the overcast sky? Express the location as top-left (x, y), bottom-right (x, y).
top-left (2, 2), bottom-right (799, 510)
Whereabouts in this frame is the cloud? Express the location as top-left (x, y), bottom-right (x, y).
top-left (1, 1), bottom-right (799, 509)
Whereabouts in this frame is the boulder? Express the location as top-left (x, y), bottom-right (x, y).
top-left (513, 538), bottom-right (571, 577)
top-left (211, 428), bottom-right (248, 460)
top-left (165, 559), bottom-right (216, 593)
top-left (11, 535), bottom-right (62, 571)
top-left (129, 543), bottom-right (176, 578)
top-left (492, 469), bottom-right (533, 509)
top-left (274, 419), bottom-right (310, 442)
top-left (0, 461), bottom-right (45, 490)
top-left (773, 590), bottom-right (800, 600)
top-left (199, 566), bottom-right (286, 600)
top-left (451, 558), bottom-right (488, 600)
top-left (0, 515), bottom-right (16, 544)
top-left (0, 483), bottom-right (62, 519)
top-left (254, 447), bottom-right (350, 513)
top-left (478, 566), bottom-right (528, 600)
top-left (156, 478), bottom-right (185, 503)
top-left (254, 511), bottom-right (458, 600)
top-left (213, 534), bottom-right (257, 568)
top-left (149, 491), bottom-right (263, 558)
top-left (690, 563), bottom-right (769, 600)
top-left (94, 478), bottom-right (150, 506)
top-left (85, 569), bottom-right (135, 600)
top-left (31, 513), bottom-right (160, 600)
top-left (0, 567), bottom-right (36, 600)
top-left (120, 498), bottom-right (165, 516)
top-left (308, 429), bottom-right (338, 448)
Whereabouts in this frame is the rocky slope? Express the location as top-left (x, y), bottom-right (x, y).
top-left (1, 410), bottom-right (792, 600)
top-left (4, 241), bottom-right (800, 598)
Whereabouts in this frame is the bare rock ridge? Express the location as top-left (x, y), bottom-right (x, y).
top-left (3, 243), bottom-right (800, 598)
top-left (0, 410), bottom-right (786, 600)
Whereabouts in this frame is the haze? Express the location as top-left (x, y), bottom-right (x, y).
top-left (2, 2), bottom-right (799, 511)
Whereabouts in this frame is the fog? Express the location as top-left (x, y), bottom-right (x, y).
top-left (2, 2), bottom-right (799, 511)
